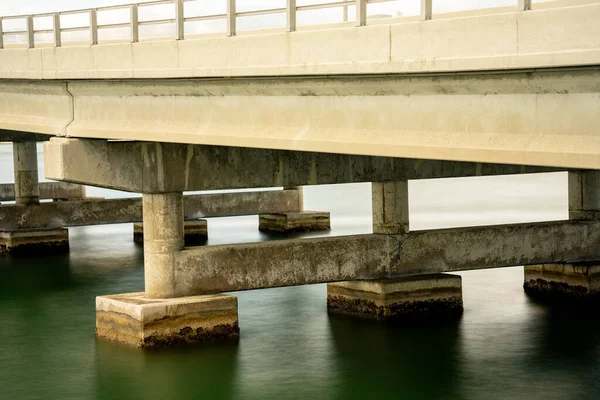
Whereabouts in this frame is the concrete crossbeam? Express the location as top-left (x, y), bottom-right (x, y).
top-left (169, 221), bottom-right (600, 297)
top-left (44, 138), bottom-right (557, 193)
top-left (0, 189), bottom-right (300, 230)
top-left (0, 182), bottom-right (86, 202)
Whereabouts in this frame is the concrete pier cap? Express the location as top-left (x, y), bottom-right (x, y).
top-left (327, 274), bottom-right (463, 321)
top-left (96, 293), bottom-right (239, 348)
top-left (0, 228), bottom-right (69, 255)
top-left (524, 263), bottom-right (600, 301)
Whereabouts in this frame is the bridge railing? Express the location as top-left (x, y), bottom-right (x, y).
top-left (0, 0), bottom-right (534, 50)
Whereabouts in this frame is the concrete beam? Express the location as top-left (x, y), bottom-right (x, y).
top-left (0, 182), bottom-right (86, 202)
top-left (0, 189), bottom-right (299, 230)
top-left (170, 221), bottom-right (600, 296)
top-left (28, 67), bottom-right (600, 170)
top-left (44, 138), bottom-right (557, 193)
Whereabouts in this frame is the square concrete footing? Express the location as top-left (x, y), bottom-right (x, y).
top-left (0, 228), bottom-right (69, 255)
top-left (96, 292), bottom-right (239, 348)
top-left (134, 220), bottom-right (208, 245)
top-left (259, 211), bottom-right (330, 233)
top-left (524, 264), bottom-right (600, 301)
top-left (327, 274), bottom-right (463, 321)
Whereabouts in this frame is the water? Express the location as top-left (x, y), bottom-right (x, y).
top-left (1, 143), bottom-right (599, 400)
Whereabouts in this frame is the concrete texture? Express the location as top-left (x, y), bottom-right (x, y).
top-left (30, 66), bottom-right (600, 170)
top-left (168, 221), bottom-right (600, 296)
top-left (258, 211), bottom-right (330, 233)
top-left (1, 1), bottom-right (599, 79)
top-left (568, 170), bottom-right (600, 221)
top-left (0, 182), bottom-right (86, 202)
top-left (96, 292), bottom-right (239, 348)
top-left (44, 138), bottom-right (557, 193)
top-left (327, 274), bottom-right (463, 321)
top-left (134, 220), bottom-right (208, 245)
top-left (0, 228), bottom-right (69, 255)
top-left (524, 263), bottom-right (600, 301)
top-left (143, 193), bottom-right (184, 299)
top-left (12, 141), bottom-right (39, 205)
top-left (0, 190), bottom-right (299, 230)
top-left (372, 181), bottom-right (409, 234)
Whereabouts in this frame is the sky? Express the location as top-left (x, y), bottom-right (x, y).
top-left (0, 0), bottom-right (542, 43)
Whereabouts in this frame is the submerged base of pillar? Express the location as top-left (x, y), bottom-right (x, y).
top-left (524, 264), bottom-right (600, 301)
top-left (134, 220), bottom-right (208, 245)
top-left (96, 292), bottom-right (239, 348)
top-left (327, 274), bottom-right (463, 321)
top-left (0, 228), bottom-right (69, 255)
top-left (259, 211), bottom-right (331, 233)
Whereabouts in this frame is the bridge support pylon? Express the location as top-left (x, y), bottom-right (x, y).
top-left (0, 141), bottom-right (69, 255)
top-left (96, 192), bottom-right (239, 347)
top-left (327, 181), bottom-right (465, 321)
top-left (524, 171), bottom-right (600, 302)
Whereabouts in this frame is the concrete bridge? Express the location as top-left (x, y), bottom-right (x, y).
top-left (1, 0), bottom-right (600, 347)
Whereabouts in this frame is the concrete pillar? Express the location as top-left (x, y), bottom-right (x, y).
top-left (284, 185), bottom-right (304, 211)
top-left (525, 171), bottom-right (600, 300)
top-left (372, 180), bottom-right (409, 234)
top-left (568, 170), bottom-right (600, 220)
top-left (12, 141), bottom-right (40, 205)
top-left (97, 191), bottom-right (239, 347)
top-left (329, 182), bottom-right (463, 322)
top-left (142, 192), bottom-right (184, 299)
top-left (134, 220), bottom-right (208, 245)
top-left (327, 274), bottom-right (463, 321)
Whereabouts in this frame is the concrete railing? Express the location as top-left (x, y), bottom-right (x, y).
top-left (0, 0), bottom-right (536, 49)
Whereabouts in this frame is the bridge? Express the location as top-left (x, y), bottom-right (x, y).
top-left (1, 0), bottom-right (600, 347)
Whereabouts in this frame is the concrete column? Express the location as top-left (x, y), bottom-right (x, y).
top-left (372, 180), bottom-right (409, 234)
top-left (12, 141), bottom-right (40, 205)
top-left (143, 192), bottom-right (184, 298)
top-left (284, 185), bottom-right (304, 211)
top-left (568, 170), bottom-right (600, 220)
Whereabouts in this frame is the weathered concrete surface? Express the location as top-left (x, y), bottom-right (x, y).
top-left (0, 81), bottom-right (72, 136)
top-left (327, 274), bottom-right (463, 321)
top-left (44, 138), bottom-right (557, 193)
top-left (568, 171), bottom-right (600, 221)
top-left (31, 67), bottom-right (600, 170)
top-left (170, 221), bottom-right (600, 296)
top-left (372, 181), bottom-right (409, 234)
top-left (143, 193), bottom-right (184, 299)
top-left (12, 142), bottom-right (39, 205)
top-left (1, 1), bottom-right (599, 79)
top-left (0, 190), bottom-right (299, 230)
top-left (0, 228), bottom-right (69, 255)
top-left (259, 211), bottom-right (330, 233)
top-left (524, 263), bottom-right (600, 301)
top-left (96, 292), bottom-right (239, 348)
top-left (0, 182), bottom-right (86, 202)
top-left (134, 220), bottom-right (208, 245)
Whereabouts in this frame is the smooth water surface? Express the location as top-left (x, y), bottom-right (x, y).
top-left (1, 144), bottom-right (599, 400)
